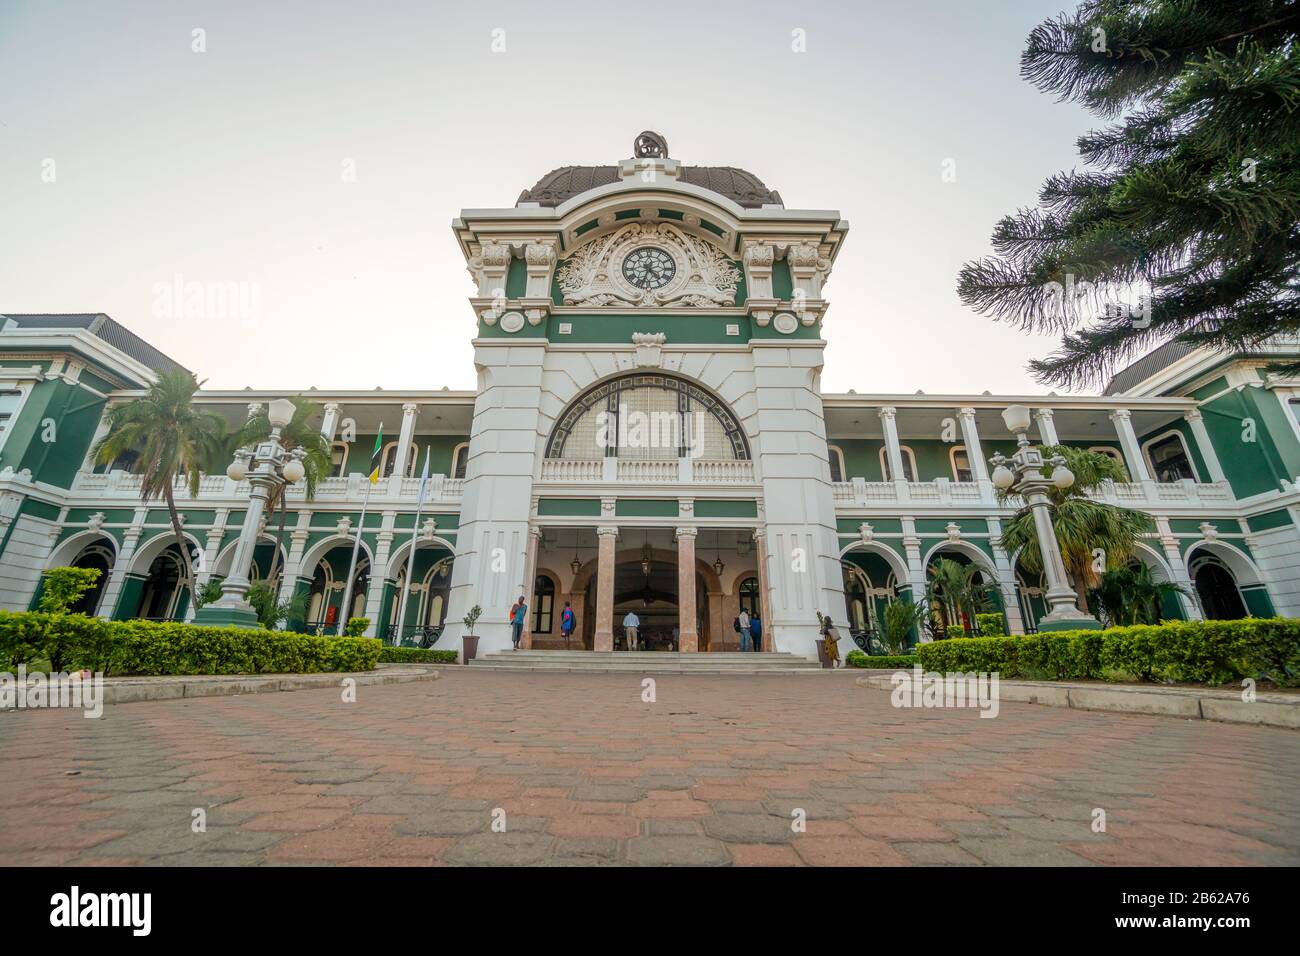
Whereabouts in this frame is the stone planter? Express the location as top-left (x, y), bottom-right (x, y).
top-left (462, 634), bottom-right (480, 663)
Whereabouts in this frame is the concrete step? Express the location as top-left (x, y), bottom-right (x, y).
top-left (470, 649), bottom-right (822, 673)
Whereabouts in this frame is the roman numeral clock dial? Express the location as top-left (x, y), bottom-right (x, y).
top-left (621, 246), bottom-right (676, 291)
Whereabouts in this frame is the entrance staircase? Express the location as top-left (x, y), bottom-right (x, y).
top-left (469, 649), bottom-right (822, 674)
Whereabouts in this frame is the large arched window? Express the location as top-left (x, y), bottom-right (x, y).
top-left (546, 373), bottom-right (749, 461)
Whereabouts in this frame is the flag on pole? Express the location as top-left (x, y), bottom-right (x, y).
top-left (368, 426), bottom-right (384, 483)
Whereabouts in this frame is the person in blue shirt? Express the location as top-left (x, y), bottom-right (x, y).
top-left (560, 601), bottom-right (576, 647)
top-left (749, 612), bottom-right (762, 652)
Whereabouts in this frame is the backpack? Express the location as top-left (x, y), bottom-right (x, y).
top-left (732, 617), bottom-right (741, 633)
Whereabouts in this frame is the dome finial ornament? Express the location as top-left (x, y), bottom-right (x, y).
top-left (634, 131), bottom-right (669, 159)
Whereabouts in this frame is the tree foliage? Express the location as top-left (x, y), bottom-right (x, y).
top-left (958, 0), bottom-right (1300, 388)
top-left (997, 445), bottom-right (1154, 613)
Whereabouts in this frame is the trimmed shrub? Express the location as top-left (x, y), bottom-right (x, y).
top-left (38, 567), bottom-right (102, 614)
top-left (846, 650), bottom-right (918, 669)
top-left (914, 618), bottom-right (1300, 686)
top-left (975, 613), bottom-right (1006, 637)
top-left (344, 617), bottom-right (370, 637)
top-left (0, 611), bottom-right (381, 676)
top-left (378, 647), bottom-right (458, 664)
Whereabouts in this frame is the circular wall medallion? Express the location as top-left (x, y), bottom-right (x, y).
top-left (499, 311), bottom-right (525, 333)
top-left (773, 312), bottom-right (799, 334)
top-left (621, 246), bottom-right (677, 291)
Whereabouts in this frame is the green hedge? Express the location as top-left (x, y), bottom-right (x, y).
top-left (975, 613), bottom-right (1007, 637)
top-left (846, 650), bottom-right (918, 669)
top-left (0, 611), bottom-right (381, 676)
top-left (378, 647), bottom-right (458, 664)
top-left (914, 619), bottom-right (1300, 686)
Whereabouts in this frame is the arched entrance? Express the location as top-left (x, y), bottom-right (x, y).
top-left (1191, 556), bottom-right (1247, 620)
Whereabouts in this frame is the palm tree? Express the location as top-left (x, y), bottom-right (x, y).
top-left (93, 370), bottom-right (226, 612)
top-left (1090, 563), bottom-right (1189, 628)
top-left (926, 556), bottom-right (995, 635)
top-left (239, 398), bottom-right (333, 589)
top-left (997, 446), bottom-right (1154, 616)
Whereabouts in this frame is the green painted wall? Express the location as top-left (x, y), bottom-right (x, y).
top-left (0, 378), bottom-right (105, 488)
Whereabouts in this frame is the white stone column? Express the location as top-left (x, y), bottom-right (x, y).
top-left (987, 517), bottom-right (1026, 634)
top-left (675, 527), bottom-right (699, 652)
top-left (441, 343), bottom-right (545, 655)
top-left (753, 528), bottom-right (775, 652)
top-left (1034, 408), bottom-right (1059, 446)
top-left (278, 512), bottom-right (313, 606)
top-left (1156, 516), bottom-right (1202, 620)
top-left (1109, 409), bottom-right (1154, 486)
top-left (363, 519), bottom-right (395, 638)
top-left (80, 402), bottom-right (118, 472)
top-left (594, 526), bottom-right (618, 652)
top-left (520, 526), bottom-right (540, 649)
top-left (958, 406), bottom-right (992, 502)
top-left (98, 520), bottom-right (144, 619)
top-left (394, 403), bottom-right (419, 479)
top-left (1183, 409), bottom-right (1226, 484)
top-left (246, 402), bottom-right (264, 421)
top-left (320, 402), bottom-right (341, 442)
top-left (901, 517), bottom-right (928, 614)
top-left (879, 406), bottom-right (909, 499)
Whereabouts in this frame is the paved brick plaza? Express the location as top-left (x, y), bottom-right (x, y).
top-left (2, 669), bottom-right (1298, 866)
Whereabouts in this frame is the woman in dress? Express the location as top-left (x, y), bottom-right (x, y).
top-left (820, 612), bottom-right (842, 668)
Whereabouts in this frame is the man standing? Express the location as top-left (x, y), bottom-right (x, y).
top-left (511, 595), bottom-right (527, 650)
top-left (738, 607), bottom-right (751, 652)
top-left (749, 612), bottom-right (762, 652)
top-left (623, 609), bottom-right (640, 651)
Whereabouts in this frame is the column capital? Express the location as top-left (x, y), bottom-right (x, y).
top-left (1183, 408), bottom-right (1203, 423)
top-left (1108, 408), bottom-right (1132, 422)
top-left (958, 406), bottom-right (978, 420)
top-left (401, 402), bottom-right (419, 415)
top-left (674, 527), bottom-right (698, 539)
top-left (596, 526), bottom-right (619, 538)
top-left (528, 525), bottom-right (542, 539)
top-left (322, 402), bottom-right (341, 413)
top-left (877, 406), bottom-right (897, 421)
top-left (751, 527), bottom-right (766, 542)
top-left (1034, 407), bottom-right (1055, 420)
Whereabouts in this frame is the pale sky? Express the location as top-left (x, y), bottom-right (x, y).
top-left (0, 0), bottom-right (1096, 395)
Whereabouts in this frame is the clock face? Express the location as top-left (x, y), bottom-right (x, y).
top-left (621, 247), bottom-right (676, 291)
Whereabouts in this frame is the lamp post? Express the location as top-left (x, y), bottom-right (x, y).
top-left (195, 398), bottom-right (306, 628)
top-left (988, 405), bottom-right (1101, 631)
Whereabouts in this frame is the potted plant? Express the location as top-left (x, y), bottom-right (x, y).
top-left (461, 604), bottom-right (483, 662)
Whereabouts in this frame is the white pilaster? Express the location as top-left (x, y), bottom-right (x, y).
top-left (879, 406), bottom-right (909, 500)
top-left (958, 406), bottom-right (992, 502)
top-left (320, 402), bottom-right (341, 442)
top-left (1156, 516), bottom-right (1202, 620)
top-left (394, 403), bottom-right (419, 479)
top-left (1109, 409), bottom-right (1154, 485)
top-left (1183, 408), bottom-right (1226, 484)
top-left (1034, 407), bottom-right (1059, 446)
top-left (986, 517), bottom-right (1026, 634)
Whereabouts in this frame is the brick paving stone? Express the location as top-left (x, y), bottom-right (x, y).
top-left (1, 669), bottom-right (1297, 866)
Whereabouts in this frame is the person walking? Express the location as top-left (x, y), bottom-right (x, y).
top-left (560, 601), bottom-right (575, 647)
top-left (623, 610), bottom-right (640, 651)
top-left (511, 595), bottom-right (527, 650)
top-left (737, 608), bottom-right (752, 652)
top-left (749, 612), bottom-right (762, 652)
top-left (820, 612), bottom-right (842, 668)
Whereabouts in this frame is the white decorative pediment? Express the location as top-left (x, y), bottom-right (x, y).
top-left (556, 222), bottom-right (741, 309)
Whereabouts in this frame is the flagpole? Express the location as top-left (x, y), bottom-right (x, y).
top-left (394, 447), bottom-right (430, 646)
top-left (337, 478), bottom-right (372, 636)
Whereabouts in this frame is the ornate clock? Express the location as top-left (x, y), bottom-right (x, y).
top-left (621, 247), bottom-right (676, 291)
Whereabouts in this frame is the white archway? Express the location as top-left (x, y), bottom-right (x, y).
top-left (384, 535), bottom-right (458, 581)
top-left (839, 540), bottom-right (911, 584)
top-left (46, 531), bottom-right (118, 569)
top-left (1185, 540), bottom-right (1263, 586)
top-left (212, 534), bottom-right (288, 579)
top-left (127, 530), bottom-right (204, 576)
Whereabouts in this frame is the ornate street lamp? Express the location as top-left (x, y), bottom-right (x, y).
top-left (988, 405), bottom-right (1101, 631)
top-left (195, 397), bottom-right (306, 628)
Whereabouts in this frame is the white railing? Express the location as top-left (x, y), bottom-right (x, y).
top-left (617, 459), bottom-right (679, 483)
top-left (540, 459), bottom-right (603, 482)
top-left (536, 458), bottom-right (757, 486)
top-left (829, 477), bottom-right (1236, 509)
top-left (67, 469), bottom-right (464, 505)
top-left (691, 459), bottom-right (754, 484)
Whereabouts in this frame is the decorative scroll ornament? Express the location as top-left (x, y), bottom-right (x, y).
top-left (556, 222), bottom-right (742, 309)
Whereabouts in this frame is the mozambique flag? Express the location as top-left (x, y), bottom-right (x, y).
top-left (368, 426), bottom-right (384, 483)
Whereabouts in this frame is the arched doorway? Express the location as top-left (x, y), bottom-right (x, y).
top-left (68, 544), bottom-right (114, 615)
top-left (1192, 556), bottom-right (1247, 620)
top-left (135, 545), bottom-right (190, 621)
